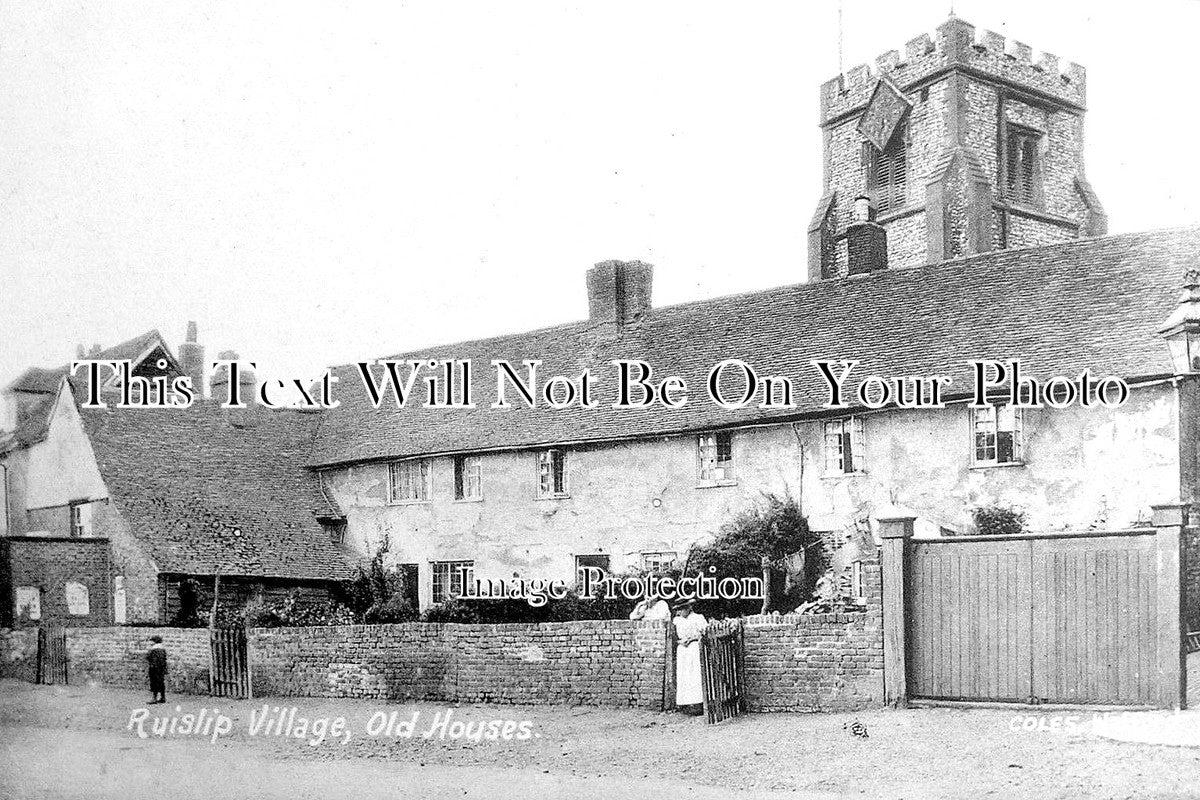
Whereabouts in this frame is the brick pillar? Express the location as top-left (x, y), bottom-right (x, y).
top-left (878, 514), bottom-right (914, 708)
top-left (1152, 503), bottom-right (1187, 710)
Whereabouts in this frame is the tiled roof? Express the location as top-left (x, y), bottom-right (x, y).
top-left (308, 226), bottom-right (1200, 467)
top-left (81, 401), bottom-right (354, 581)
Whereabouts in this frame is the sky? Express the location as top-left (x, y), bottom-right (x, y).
top-left (2, 1), bottom-right (1198, 390)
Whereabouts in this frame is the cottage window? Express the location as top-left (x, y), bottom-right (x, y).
top-left (388, 459), bottom-right (430, 503)
top-left (536, 449), bottom-right (568, 498)
top-left (640, 551), bottom-right (677, 572)
top-left (69, 501), bottom-right (91, 537)
top-left (1005, 126), bottom-right (1041, 206)
top-left (864, 125), bottom-right (907, 214)
top-left (574, 554), bottom-right (611, 589)
top-left (65, 581), bottom-right (90, 616)
top-left (14, 586), bottom-right (40, 622)
top-left (973, 404), bottom-right (1023, 465)
top-left (454, 455), bottom-right (483, 501)
top-left (698, 432), bottom-right (735, 482)
top-left (824, 417), bottom-right (865, 474)
top-left (325, 522), bottom-right (347, 544)
top-left (850, 560), bottom-right (867, 604)
top-left (431, 560), bottom-right (473, 605)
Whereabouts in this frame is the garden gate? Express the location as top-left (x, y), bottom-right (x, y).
top-left (882, 512), bottom-right (1185, 709)
top-left (700, 618), bottom-right (747, 723)
top-left (36, 627), bottom-right (68, 685)
top-left (209, 627), bottom-right (251, 698)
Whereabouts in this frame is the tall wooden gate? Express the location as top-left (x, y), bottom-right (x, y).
top-left (36, 627), bottom-right (68, 685)
top-left (907, 530), bottom-right (1170, 706)
top-left (209, 627), bottom-right (251, 698)
top-left (700, 619), bottom-right (747, 723)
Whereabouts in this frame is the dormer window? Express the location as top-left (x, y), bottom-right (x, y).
top-left (864, 124), bottom-right (908, 215)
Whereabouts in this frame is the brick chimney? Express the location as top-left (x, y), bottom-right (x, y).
top-left (586, 260), bottom-right (653, 329)
top-left (846, 196), bottom-right (888, 276)
top-left (178, 321), bottom-right (206, 398)
top-left (210, 349), bottom-right (257, 408)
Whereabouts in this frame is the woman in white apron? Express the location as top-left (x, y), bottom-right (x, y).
top-left (673, 600), bottom-right (707, 715)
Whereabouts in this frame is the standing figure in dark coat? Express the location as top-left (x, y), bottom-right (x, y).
top-left (147, 635), bottom-right (168, 704)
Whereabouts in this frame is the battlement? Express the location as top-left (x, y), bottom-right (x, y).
top-left (820, 16), bottom-right (1086, 125)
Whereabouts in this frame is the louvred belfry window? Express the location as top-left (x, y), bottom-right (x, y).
top-left (1005, 126), bottom-right (1041, 206)
top-left (864, 125), bottom-right (907, 214)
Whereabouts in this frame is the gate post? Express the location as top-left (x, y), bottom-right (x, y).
top-left (1152, 503), bottom-right (1187, 710)
top-left (878, 514), bottom-right (915, 708)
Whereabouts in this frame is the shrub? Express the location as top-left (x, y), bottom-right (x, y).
top-left (364, 595), bottom-right (417, 624)
top-left (973, 504), bottom-right (1027, 537)
top-left (685, 492), bottom-right (825, 618)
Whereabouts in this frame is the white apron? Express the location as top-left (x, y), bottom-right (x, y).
top-left (674, 613), bottom-right (707, 706)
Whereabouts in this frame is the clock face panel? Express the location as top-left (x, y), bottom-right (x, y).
top-left (857, 79), bottom-right (912, 151)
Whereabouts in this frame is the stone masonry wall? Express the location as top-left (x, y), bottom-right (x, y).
top-left (249, 620), bottom-right (671, 708)
top-left (67, 626), bottom-right (211, 694)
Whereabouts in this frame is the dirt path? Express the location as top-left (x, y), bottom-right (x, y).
top-left (3, 680), bottom-right (1200, 798)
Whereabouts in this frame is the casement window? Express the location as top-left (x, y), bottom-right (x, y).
top-left (325, 522), bottom-right (347, 544)
top-left (431, 560), bottom-right (473, 605)
top-left (574, 554), bottom-right (611, 588)
top-left (698, 432), bottom-right (735, 482)
top-left (536, 449), bottom-right (568, 498)
top-left (69, 501), bottom-right (91, 538)
top-left (14, 586), bottom-right (40, 622)
top-left (453, 455), bottom-right (482, 501)
top-left (1005, 126), bottom-right (1041, 206)
top-left (864, 124), bottom-right (907, 214)
top-left (388, 458), bottom-right (431, 503)
top-left (973, 404), bottom-right (1024, 465)
top-left (114, 576), bottom-right (127, 625)
top-left (824, 417), bottom-right (865, 475)
top-left (641, 551), bottom-right (677, 572)
top-left (65, 581), bottom-right (90, 616)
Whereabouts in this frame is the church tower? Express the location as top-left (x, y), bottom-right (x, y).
top-left (808, 16), bottom-right (1107, 281)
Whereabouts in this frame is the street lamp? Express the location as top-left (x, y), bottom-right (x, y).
top-left (1158, 268), bottom-right (1200, 374)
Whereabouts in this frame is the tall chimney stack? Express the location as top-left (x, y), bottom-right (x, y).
top-left (846, 196), bottom-right (888, 276)
top-left (586, 260), bottom-right (654, 329)
top-left (178, 321), bottom-right (206, 398)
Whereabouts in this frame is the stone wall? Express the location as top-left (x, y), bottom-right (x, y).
top-left (67, 626), bottom-right (211, 694)
top-left (249, 620), bottom-right (671, 708)
top-left (742, 611), bottom-right (884, 712)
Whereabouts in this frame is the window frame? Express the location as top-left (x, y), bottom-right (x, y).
top-left (640, 551), bottom-right (678, 573)
top-left (536, 449), bottom-right (569, 499)
top-left (823, 416), bottom-right (865, 476)
top-left (1004, 124), bottom-right (1042, 208)
top-left (850, 560), bottom-right (867, 605)
top-left (574, 554), bottom-right (611, 589)
top-left (387, 458), bottom-right (432, 504)
top-left (698, 431), bottom-right (736, 484)
top-left (864, 122), bottom-right (908, 215)
top-left (430, 560), bottom-right (474, 605)
top-left (971, 403), bottom-right (1025, 467)
top-left (453, 454), bottom-right (483, 502)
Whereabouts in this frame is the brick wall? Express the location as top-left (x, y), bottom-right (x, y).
top-left (0, 627), bottom-right (39, 682)
top-left (742, 611), bottom-right (884, 712)
top-left (249, 620), bottom-right (671, 708)
top-left (1185, 526), bottom-right (1200, 629)
top-left (1, 536), bottom-right (112, 627)
top-left (67, 626), bottom-right (211, 694)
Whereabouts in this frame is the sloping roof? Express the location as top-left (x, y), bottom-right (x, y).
top-left (3, 330), bottom-right (180, 454)
top-left (81, 402), bottom-right (353, 581)
top-left (308, 226), bottom-right (1200, 467)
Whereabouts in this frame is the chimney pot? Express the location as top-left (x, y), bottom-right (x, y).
top-left (179, 321), bottom-right (206, 398)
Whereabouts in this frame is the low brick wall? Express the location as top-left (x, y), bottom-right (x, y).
top-left (67, 627), bottom-right (211, 694)
top-left (742, 611), bottom-right (884, 712)
top-left (249, 620), bottom-right (671, 708)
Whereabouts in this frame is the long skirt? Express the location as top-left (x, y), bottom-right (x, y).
top-left (676, 641), bottom-right (703, 706)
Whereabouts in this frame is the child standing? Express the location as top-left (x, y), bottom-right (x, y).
top-left (146, 635), bottom-right (168, 704)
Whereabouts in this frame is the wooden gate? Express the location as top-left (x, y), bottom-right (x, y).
top-left (209, 627), bottom-right (251, 699)
top-left (907, 530), bottom-right (1169, 706)
top-left (36, 627), bottom-right (68, 685)
top-left (700, 619), bottom-right (747, 723)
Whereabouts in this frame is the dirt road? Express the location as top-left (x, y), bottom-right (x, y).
top-left (2, 679), bottom-right (1200, 799)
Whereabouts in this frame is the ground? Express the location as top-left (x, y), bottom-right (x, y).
top-left (3, 678), bottom-right (1200, 799)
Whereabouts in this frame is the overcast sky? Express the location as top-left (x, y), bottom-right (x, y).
top-left (2, 1), bottom-right (1198, 390)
